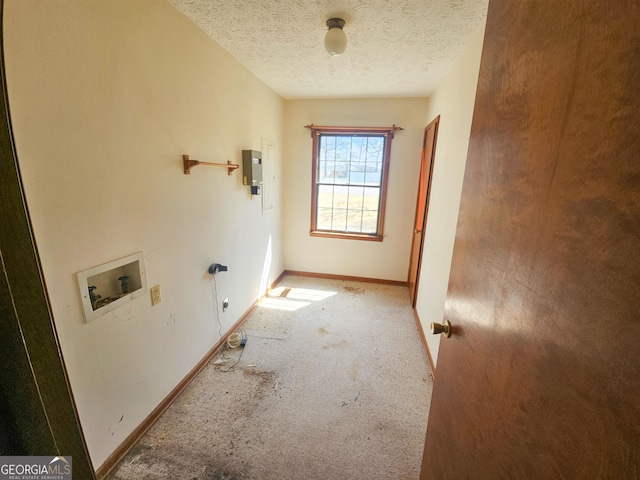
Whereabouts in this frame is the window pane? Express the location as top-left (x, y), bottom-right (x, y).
top-left (350, 137), bottom-right (365, 165)
top-left (318, 136), bottom-right (336, 183)
top-left (318, 162), bottom-right (336, 183)
top-left (361, 214), bottom-right (378, 233)
top-left (347, 209), bottom-right (363, 232)
top-left (363, 163), bottom-right (382, 185)
top-left (320, 136), bottom-right (336, 160)
top-left (317, 185), bottom-right (334, 209)
top-left (312, 131), bottom-right (389, 238)
top-left (335, 137), bottom-right (351, 161)
top-left (316, 207), bottom-right (333, 230)
top-left (365, 137), bottom-right (383, 185)
top-left (363, 187), bottom-right (380, 211)
top-left (362, 187), bottom-right (380, 233)
top-left (347, 186), bottom-right (364, 210)
top-left (334, 161), bottom-right (349, 184)
top-left (332, 208), bottom-right (347, 231)
top-left (332, 185), bottom-right (348, 213)
top-left (368, 137), bottom-right (384, 158)
top-left (349, 169), bottom-right (365, 185)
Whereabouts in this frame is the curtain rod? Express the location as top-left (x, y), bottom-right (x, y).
top-left (303, 124), bottom-right (404, 138)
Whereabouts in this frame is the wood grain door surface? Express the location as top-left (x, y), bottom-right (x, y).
top-left (421, 1), bottom-right (640, 478)
top-left (408, 117), bottom-right (439, 305)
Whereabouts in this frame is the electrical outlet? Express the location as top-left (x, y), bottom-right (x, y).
top-left (223, 298), bottom-right (229, 312)
top-left (150, 284), bottom-right (162, 306)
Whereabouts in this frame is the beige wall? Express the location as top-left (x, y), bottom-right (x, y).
top-left (282, 98), bottom-right (428, 281)
top-left (4, 0), bottom-right (283, 468)
top-left (4, 0), bottom-right (484, 466)
top-left (415, 24), bottom-right (486, 366)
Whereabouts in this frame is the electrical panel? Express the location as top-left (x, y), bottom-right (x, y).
top-left (242, 150), bottom-right (262, 195)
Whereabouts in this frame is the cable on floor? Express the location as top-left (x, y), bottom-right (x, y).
top-left (210, 275), bottom-right (247, 372)
top-left (227, 330), bottom-right (246, 349)
top-left (217, 329), bottom-right (246, 372)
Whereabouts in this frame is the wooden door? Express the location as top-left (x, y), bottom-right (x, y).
top-left (0, 2), bottom-right (95, 477)
top-left (408, 116), bottom-right (439, 305)
top-left (421, 1), bottom-right (640, 478)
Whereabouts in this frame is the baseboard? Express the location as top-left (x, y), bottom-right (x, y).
top-left (269, 270), bottom-right (287, 292)
top-left (283, 269), bottom-right (407, 287)
top-left (95, 271), bottom-right (286, 479)
top-left (413, 309), bottom-right (436, 379)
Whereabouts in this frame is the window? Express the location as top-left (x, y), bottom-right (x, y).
top-left (308, 125), bottom-right (398, 241)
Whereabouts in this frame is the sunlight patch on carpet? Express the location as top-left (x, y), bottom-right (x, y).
top-left (260, 286), bottom-right (337, 311)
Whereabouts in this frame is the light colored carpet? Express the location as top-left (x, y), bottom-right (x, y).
top-left (107, 275), bottom-right (433, 480)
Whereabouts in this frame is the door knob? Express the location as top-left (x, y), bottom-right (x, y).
top-left (430, 320), bottom-right (451, 338)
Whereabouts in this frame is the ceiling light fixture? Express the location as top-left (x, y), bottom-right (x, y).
top-left (324, 18), bottom-right (347, 56)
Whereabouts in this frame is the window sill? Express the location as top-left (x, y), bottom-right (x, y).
top-left (310, 230), bottom-right (383, 242)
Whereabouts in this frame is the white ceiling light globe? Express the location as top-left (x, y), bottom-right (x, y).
top-left (324, 19), bottom-right (347, 56)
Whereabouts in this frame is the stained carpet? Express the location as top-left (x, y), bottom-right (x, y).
top-left (107, 275), bottom-right (433, 480)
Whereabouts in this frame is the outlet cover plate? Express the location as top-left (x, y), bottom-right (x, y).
top-left (150, 284), bottom-right (162, 306)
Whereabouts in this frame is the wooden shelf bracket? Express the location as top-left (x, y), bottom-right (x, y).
top-left (183, 154), bottom-right (239, 176)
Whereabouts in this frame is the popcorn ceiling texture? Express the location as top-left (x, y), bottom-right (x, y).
top-left (168, 0), bottom-right (488, 98)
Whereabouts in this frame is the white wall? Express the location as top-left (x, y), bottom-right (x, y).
top-left (4, 0), bottom-right (283, 468)
top-left (283, 98), bottom-right (428, 281)
top-left (415, 24), bottom-right (486, 367)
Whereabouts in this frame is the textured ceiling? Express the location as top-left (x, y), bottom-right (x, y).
top-left (169, 0), bottom-right (488, 99)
